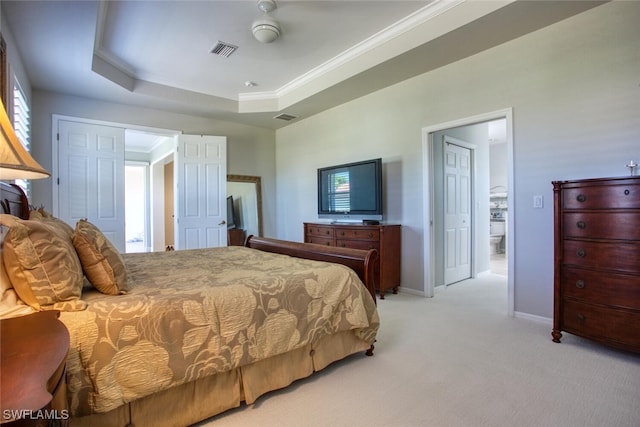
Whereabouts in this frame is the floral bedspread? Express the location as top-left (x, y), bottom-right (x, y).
top-left (59, 246), bottom-right (379, 416)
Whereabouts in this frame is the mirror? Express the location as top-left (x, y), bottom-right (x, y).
top-left (227, 175), bottom-right (263, 237)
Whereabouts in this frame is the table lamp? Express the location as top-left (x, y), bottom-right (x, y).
top-left (0, 100), bottom-right (50, 180)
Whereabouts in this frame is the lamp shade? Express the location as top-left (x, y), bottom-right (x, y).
top-left (0, 100), bottom-right (50, 180)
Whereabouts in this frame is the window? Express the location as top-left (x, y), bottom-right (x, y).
top-left (12, 80), bottom-right (32, 198)
top-left (326, 169), bottom-right (351, 212)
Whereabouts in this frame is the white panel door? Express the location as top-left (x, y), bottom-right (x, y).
top-left (58, 120), bottom-right (125, 251)
top-left (175, 135), bottom-right (227, 250)
top-left (443, 139), bottom-right (472, 285)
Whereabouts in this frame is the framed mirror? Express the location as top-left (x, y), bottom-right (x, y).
top-left (227, 175), bottom-right (263, 237)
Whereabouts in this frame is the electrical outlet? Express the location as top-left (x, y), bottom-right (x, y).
top-left (533, 195), bottom-right (543, 209)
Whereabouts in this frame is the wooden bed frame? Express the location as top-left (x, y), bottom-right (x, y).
top-left (1, 181), bottom-right (379, 425)
top-left (245, 234), bottom-right (377, 305)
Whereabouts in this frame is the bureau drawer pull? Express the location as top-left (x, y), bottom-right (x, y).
top-left (368, 232), bottom-right (373, 238)
top-left (576, 194), bottom-right (586, 203)
top-left (575, 280), bottom-right (585, 289)
top-left (340, 231), bottom-right (345, 236)
top-left (576, 221), bottom-right (586, 229)
top-left (576, 248), bottom-right (586, 257)
top-left (624, 189), bottom-right (630, 196)
top-left (576, 313), bottom-right (585, 322)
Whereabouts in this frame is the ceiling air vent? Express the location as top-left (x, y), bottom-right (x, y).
top-left (210, 41), bottom-right (238, 58)
top-left (274, 113), bottom-right (297, 121)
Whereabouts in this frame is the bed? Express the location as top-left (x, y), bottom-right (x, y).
top-left (0, 182), bottom-right (379, 427)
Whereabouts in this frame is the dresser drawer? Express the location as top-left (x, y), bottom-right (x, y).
top-left (306, 236), bottom-right (334, 246)
top-left (563, 182), bottom-right (640, 209)
top-left (562, 240), bottom-right (640, 274)
top-left (562, 299), bottom-right (640, 349)
top-left (305, 225), bottom-right (334, 238)
top-left (563, 212), bottom-right (640, 240)
top-left (335, 228), bottom-right (380, 241)
top-left (336, 239), bottom-right (380, 251)
top-left (561, 267), bottom-right (640, 309)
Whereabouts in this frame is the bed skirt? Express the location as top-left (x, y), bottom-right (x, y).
top-left (69, 330), bottom-right (371, 427)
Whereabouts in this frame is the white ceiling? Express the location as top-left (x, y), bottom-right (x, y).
top-left (2, 0), bottom-right (604, 130)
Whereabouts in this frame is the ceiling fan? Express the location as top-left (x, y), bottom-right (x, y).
top-left (252, 0), bottom-right (281, 43)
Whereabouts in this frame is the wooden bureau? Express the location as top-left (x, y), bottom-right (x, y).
top-left (552, 176), bottom-right (640, 353)
top-left (304, 222), bottom-right (401, 298)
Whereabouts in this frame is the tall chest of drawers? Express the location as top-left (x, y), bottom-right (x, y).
top-left (552, 176), bottom-right (640, 353)
top-left (304, 222), bottom-right (401, 299)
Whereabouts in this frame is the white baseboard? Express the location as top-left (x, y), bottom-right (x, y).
top-left (396, 287), bottom-right (426, 297)
top-left (514, 311), bottom-right (552, 325)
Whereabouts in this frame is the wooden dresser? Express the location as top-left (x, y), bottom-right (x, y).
top-left (304, 222), bottom-right (401, 298)
top-left (552, 176), bottom-right (640, 353)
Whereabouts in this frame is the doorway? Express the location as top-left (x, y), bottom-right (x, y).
top-left (124, 162), bottom-right (149, 253)
top-left (422, 109), bottom-right (514, 315)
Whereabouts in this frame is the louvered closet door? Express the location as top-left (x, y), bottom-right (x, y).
top-left (58, 120), bottom-right (126, 251)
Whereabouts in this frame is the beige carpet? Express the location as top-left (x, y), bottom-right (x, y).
top-left (197, 273), bottom-right (640, 426)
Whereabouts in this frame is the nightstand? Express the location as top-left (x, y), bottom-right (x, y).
top-left (1, 311), bottom-right (70, 426)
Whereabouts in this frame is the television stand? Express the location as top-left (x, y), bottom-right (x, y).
top-left (304, 222), bottom-right (401, 299)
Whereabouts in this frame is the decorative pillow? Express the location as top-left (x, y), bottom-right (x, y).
top-left (73, 219), bottom-right (128, 295)
top-left (29, 208), bottom-right (75, 239)
top-left (1, 216), bottom-right (38, 318)
top-left (1, 217), bottom-right (86, 311)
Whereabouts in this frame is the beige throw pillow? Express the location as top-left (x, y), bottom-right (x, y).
top-left (1, 216), bottom-right (86, 311)
top-left (29, 208), bottom-right (75, 239)
top-left (73, 219), bottom-right (128, 295)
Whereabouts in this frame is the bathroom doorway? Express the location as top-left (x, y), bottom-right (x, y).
top-left (422, 109), bottom-right (514, 315)
top-left (488, 120), bottom-right (508, 276)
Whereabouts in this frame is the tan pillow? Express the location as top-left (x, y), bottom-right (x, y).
top-left (29, 208), bottom-right (75, 239)
top-left (73, 219), bottom-right (128, 295)
top-left (1, 217), bottom-right (86, 311)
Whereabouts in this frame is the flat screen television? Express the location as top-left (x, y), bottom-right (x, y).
top-left (226, 195), bottom-right (236, 229)
top-left (317, 158), bottom-right (383, 222)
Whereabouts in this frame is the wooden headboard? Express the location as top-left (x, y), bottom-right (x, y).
top-left (0, 182), bottom-right (29, 219)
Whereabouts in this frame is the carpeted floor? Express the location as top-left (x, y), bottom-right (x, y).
top-left (197, 273), bottom-right (640, 426)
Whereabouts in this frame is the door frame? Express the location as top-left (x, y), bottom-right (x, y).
top-left (422, 108), bottom-right (515, 316)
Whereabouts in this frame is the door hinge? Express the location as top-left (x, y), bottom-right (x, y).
top-left (56, 133), bottom-right (59, 141)
top-left (57, 177), bottom-right (60, 185)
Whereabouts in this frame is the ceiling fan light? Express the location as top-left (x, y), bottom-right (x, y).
top-left (252, 18), bottom-right (281, 43)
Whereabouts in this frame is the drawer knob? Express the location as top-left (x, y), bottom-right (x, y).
top-left (576, 221), bottom-right (586, 229)
top-left (340, 231), bottom-right (345, 236)
top-left (576, 313), bottom-right (585, 322)
top-left (576, 194), bottom-right (586, 203)
top-left (326, 230), bottom-right (330, 235)
top-left (624, 189), bottom-right (630, 196)
top-left (368, 232), bottom-right (373, 238)
top-left (576, 248), bottom-right (586, 257)
top-left (576, 280), bottom-right (585, 289)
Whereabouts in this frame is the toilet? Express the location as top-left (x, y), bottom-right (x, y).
top-left (490, 221), bottom-right (505, 254)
